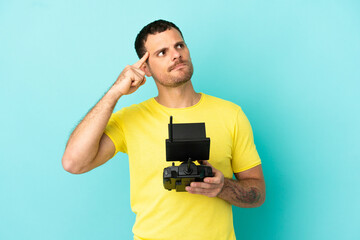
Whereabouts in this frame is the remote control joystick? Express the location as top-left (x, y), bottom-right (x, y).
top-left (163, 116), bottom-right (213, 192)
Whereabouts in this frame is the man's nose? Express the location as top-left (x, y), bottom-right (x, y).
top-left (171, 48), bottom-right (181, 61)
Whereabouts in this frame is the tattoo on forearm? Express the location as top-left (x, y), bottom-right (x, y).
top-left (222, 182), bottom-right (261, 204)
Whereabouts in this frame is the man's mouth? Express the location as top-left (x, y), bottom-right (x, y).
top-left (169, 62), bottom-right (187, 71)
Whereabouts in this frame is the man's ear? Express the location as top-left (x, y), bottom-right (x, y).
top-left (141, 63), bottom-right (152, 77)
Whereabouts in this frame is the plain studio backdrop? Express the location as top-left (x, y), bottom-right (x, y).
top-left (0, 0), bottom-right (359, 239)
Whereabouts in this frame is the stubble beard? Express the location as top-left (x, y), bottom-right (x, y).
top-left (152, 62), bottom-right (194, 88)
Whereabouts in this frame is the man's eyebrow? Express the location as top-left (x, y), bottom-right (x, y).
top-left (154, 47), bottom-right (167, 56)
top-left (175, 41), bottom-right (185, 46)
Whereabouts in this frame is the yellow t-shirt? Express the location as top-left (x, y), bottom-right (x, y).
top-left (104, 93), bottom-right (261, 240)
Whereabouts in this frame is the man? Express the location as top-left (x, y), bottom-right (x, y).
top-left (62, 20), bottom-right (265, 240)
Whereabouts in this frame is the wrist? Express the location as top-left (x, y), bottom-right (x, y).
top-left (107, 86), bottom-right (124, 101)
top-left (217, 178), bottom-right (229, 198)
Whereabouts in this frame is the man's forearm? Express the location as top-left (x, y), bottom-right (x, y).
top-left (63, 88), bottom-right (122, 169)
top-left (217, 178), bottom-right (265, 208)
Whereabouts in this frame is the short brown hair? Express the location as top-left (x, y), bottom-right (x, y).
top-left (134, 19), bottom-right (184, 58)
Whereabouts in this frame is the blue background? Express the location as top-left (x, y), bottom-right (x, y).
top-left (1, 0), bottom-right (359, 239)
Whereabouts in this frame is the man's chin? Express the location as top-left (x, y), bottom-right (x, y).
top-left (156, 78), bottom-right (191, 88)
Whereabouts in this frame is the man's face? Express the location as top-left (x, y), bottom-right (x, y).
top-left (143, 28), bottom-right (194, 88)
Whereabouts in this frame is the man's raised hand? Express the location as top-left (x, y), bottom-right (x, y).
top-left (113, 52), bottom-right (149, 96)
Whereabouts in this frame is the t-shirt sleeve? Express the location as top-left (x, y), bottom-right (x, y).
top-left (231, 108), bottom-right (261, 173)
top-left (104, 110), bottom-right (128, 157)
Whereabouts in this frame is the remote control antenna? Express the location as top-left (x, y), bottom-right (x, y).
top-left (169, 116), bottom-right (173, 142)
top-left (187, 157), bottom-right (191, 173)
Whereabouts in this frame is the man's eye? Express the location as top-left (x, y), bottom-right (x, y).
top-left (177, 44), bottom-right (184, 48)
top-left (158, 51), bottom-right (165, 56)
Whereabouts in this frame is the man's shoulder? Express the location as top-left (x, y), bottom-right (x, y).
top-left (203, 93), bottom-right (242, 112)
top-left (112, 98), bottom-right (153, 117)
top-left (127, 98), bottom-right (153, 111)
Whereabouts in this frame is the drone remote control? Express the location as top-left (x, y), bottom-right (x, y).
top-left (163, 116), bottom-right (213, 192)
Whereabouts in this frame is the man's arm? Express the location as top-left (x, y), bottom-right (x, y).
top-left (186, 162), bottom-right (266, 208)
top-left (218, 165), bottom-right (265, 208)
top-left (62, 52), bottom-right (149, 174)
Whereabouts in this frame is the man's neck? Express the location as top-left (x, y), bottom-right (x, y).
top-left (154, 81), bottom-right (201, 108)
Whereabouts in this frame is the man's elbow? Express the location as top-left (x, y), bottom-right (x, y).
top-left (253, 189), bottom-right (266, 208)
top-left (255, 194), bottom-right (266, 207)
top-left (252, 180), bottom-right (266, 208)
top-left (62, 153), bottom-right (86, 175)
